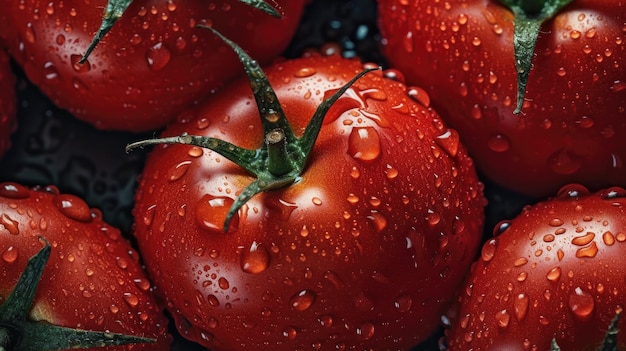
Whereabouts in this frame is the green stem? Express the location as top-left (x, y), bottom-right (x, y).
top-left (265, 129), bottom-right (294, 176)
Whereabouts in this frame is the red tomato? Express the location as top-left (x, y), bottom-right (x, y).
top-left (445, 184), bottom-right (626, 350)
top-left (378, 0), bottom-right (626, 198)
top-left (0, 49), bottom-right (16, 159)
top-left (131, 52), bottom-right (486, 350)
top-left (0, 182), bottom-right (171, 350)
top-left (0, 0), bottom-right (304, 131)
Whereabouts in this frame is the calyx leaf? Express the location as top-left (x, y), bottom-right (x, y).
top-left (80, 0), bottom-right (282, 63)
top-left (497, 0), bottom-right (573, 113)
top-left (126, 27), bottom-right (378, 232)
top-left (0, 239), bottom-right (157, 351)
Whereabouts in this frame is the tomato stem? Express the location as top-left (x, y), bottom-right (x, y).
top-left (266, 129), bottom-right (295, 176)
top-left (498, 0), bottom-right (574, 114)
top-left (0, 326), bottom-right (12, 351)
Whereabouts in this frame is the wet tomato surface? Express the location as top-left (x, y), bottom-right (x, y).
top-left (446, 185), bottom-right (626, 350)
top-left (131, 51), bottom-right (485, 350)
top-left (0, 0), bottom-right (623, 351)
top-left (378, 0), bottom-right (626, 198)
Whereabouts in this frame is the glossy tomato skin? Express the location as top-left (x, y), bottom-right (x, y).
top-left (132, 53), bottom-right (486, 350)
top-left (0, 49), bottom-right (16, 159)
top-left (446, 184), bottom-right (626, 350)
top-left (0, 182), bottom-right (171, 350)
top-left (378, 0), bottom-right (626, 198)
top-left (0, 0), bottom-right (304, 132)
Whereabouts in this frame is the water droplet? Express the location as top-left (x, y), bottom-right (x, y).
top-left (169, 161), bottom-right (192, 182)
top-left (394, 294), bottom-right (413, 312)
top-left (70, 54), bottom-right (91, 73)
top-left (384, 164), bottom-right (399, 179)
top-left (24, 22), bottom-right (36, 43)
top-left (146, 42), bottom-right (171, 71)
top-left (367, 211), bottom-right (388, 233)
top-left (548, 148), bottom-right (584, 175)
top-left (318, 314), bottom-right (333, 327)
top-left (495, 309), bottom-right (510, 328)
top-left (435, 129), bottom-right (460, 157)
top-left (356, 322), bottom-right (375, 340)
top-left (290, 289), bottom-right (316, 311)
top-left (123, 293), bottom-right (139, 307)
top-left (600, 187), bottom-right (626, 199)
top-left (323, 270), bottom-right (344, 289)
top-left (572, 232), bottom-right (595, 246)
top-left (241, 241), bottom-right (270, 274)
top-left (546, 267), bottom-right (561, 282)
top-left (195, 195), bottom-right (238, 232)
top-left (282, 326), bottom-right (297, 339)
top-left (353, 292), bottom-right (374, 311)
top-left (43, 61), bottom-right (59, 80)
top-left (54, 194), bottom-right (92, 222)
top-left (611, 80), bottom-right (626, 92)
top-left (557, 184), bottom-right (590, 199)
top-left (0, 182), bottom-right (30, 199)
top-left (493, 220), bottom-right (511, 236)
top-left (348, 127), bottom-right (381, 162)
top-left (481, 239), bottom-right (498, 262)
top-left (2, 246), bottom-right (18, 263)
top-left (487, 134), bottom-right (511, 152)
top-left (575, 241), bottom-right (598, 258)
top-left (568, 287), bottom-right (595, 319)
top-left (218, 277), bottom-right (229, 290)
top-left (294, 67), bottom-right (316, 78)
top-left (513, 293), bottom-right (529, 321)
top-left (407, 86), bottom-right (431, 107)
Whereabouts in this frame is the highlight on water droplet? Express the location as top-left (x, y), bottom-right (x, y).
top-left (146, 42), bottom-right (172, 71)
top-left (290, 289), bottom-right (316, 311)
top-left (241, 241), bottom-right (271, 274)
top-left (195, 194), bottom-right (238, 232)
top-left (348, 127), bottom-right (381, 161)
top-left (568, 287), bottom-right (595, 319)
top-left (54, 194), bottom-right (93, 223)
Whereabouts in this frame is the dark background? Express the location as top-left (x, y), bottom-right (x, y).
top-left (0, 0), bottom-right (533, 349)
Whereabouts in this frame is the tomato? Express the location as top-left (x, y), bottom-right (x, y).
top-left (445, 184), bottom-right (626, 350)
top-left (0, 0), bottom-right (304, 131)
top-left (0, 182), bottom-right (171, 350)
top-left (377, 0), bottom-right (626, 198)
top-left (0, 49), bottom-right (16, 159)
top-left (130, 45), bottom-right (486, 350)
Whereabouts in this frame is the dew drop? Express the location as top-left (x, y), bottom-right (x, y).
top-left (546, 267), bottom-right (561, 282)
top-left (2, 246), bottom-right (18, 263)
top-left (548, 148), bottom-right (584, 175)
top-left (54, 194), bottom-right (93, 222)
top-left (195, 195), bottom-right (238, 232)
top-left (169, 161), bottom-right (192, 182)
top-left (493, 220), bottom-right (511, 236)
top-left (556, 184), bottom-right (590, 199)
top-left (43, 61), bottom-right (59, 80)
top-left (318, 314), bottom-right (333, 327)
top-left (146, 42), bottom-right (171, 71)
top-left (241, 241), bottom-right (270, 274)
top-left (407, 86), bottom-right (431, 107)
top-left (282, 326), bottom-right (297, 339)
top-left (348, 127), bottom-right (381, 161)
top-left (123, 293), bottom-right (139, 307)
top-left (568, 287), bottom-right (595, 319)
top-left (290, 289), bottom-right (316, 311)
top-left (218, 277), bottom-right (229, 290)
top-left (435, 129), bottom-right (460, 157)
top-left (0, 182), bottom-right (30, 199)
top-left (481, 239), bottom-right (498, 262)
top-left (513, 293), bottom-right (529, 321)
top-left (70, 54), bottom-right (91, 73)
top-left (394, 294), bottom-right (413, 312)
top-left (367, 211), bottom-right (388, 233)
top-left (356, 322), bottom-right (375, 340)
top-left (575, 242), bottom-right (598, 258)
top-left (294, 67), bottom-right (316, 78)
top-left (495, 309), bottom-right (510, 328)
top-left (487, 134), bottom-right (511, 152)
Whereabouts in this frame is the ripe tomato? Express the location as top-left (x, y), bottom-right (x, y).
top-left (131, 51), bottom-right (486, 350)
top-left (0, 0), bottom-right (304, 131)
top-left (378, 0), bottom-right (626, 198)
top-left (0, 49), bottom-right (16, 159)
top-left (445, 184), bottom-right (626, 350)
top-left (0, 182), bottom-right (171, 350)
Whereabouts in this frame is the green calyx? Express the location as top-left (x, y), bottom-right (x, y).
top-left (126, 26), bottom-right (378, 232)
top-left (79, 0), bottom-right (282, 64)
top-left (0, 239), bottom-right (156, 351)
top-left (497, 0), bottom-right (573, 114)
